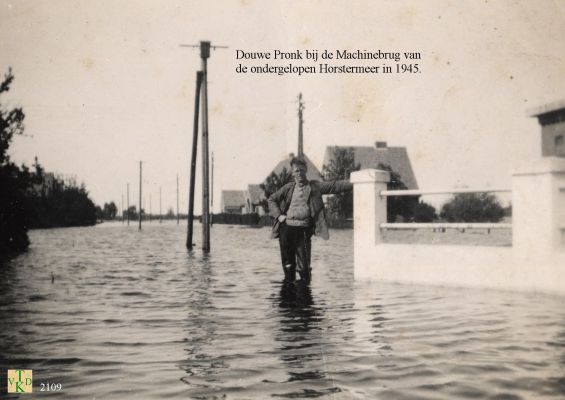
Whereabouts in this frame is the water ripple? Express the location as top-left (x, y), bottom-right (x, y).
top-left (1, 223), bottom-right (565, 399)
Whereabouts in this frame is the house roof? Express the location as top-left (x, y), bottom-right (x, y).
top-left (247, 184), bottom-right (265, 204)
top-left (266, 153), bottom-right (323, 183)
top-left (323, 144), bottom-right (419, 189)
top-left (221, 190), bottom-right (246, 208)
top-left (528, 99), bottom-right (565, 117)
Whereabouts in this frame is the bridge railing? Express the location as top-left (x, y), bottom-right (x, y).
top-left (350, 161), bottom-right (565, 258)
top-left (349, 160), bottom-right (565, 291)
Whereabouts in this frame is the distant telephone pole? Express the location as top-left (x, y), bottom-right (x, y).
top-left (138, 161), bottom-right (142, 231)
top-left (127, 183), bottom-right (130, 226)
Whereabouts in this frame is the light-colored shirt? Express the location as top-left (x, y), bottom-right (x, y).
top-left (286, 184), bottom-right (312, 227)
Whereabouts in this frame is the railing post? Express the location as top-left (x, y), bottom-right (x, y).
top-left (351, 169), bottom-right (390, 265)
top-left (512, 157), bottom-right (565, 260)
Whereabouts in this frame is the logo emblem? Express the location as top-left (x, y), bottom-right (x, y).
top-left (7, 370), bottom-right (33, 393)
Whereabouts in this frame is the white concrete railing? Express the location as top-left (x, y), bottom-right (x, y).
top-left (350, 158), bottom-right (565, 293)
top-left (381, 223), bottom-right (512, 230)
top-left (381, 188), bottom-right (511, 196)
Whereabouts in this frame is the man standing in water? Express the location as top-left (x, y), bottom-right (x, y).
top-left (268, 157), bottom-right (353, 283)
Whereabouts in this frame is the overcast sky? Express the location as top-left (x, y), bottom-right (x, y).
top-left (2, 0), bottom-right (565, 213)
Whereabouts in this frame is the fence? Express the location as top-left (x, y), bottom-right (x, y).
top-left (211, 213), bottom-right (272, 227)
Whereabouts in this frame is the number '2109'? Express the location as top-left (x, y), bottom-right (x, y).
top-left (40, 382), bottom-right (62, 391)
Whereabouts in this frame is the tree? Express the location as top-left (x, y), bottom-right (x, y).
top-left (321, 151), bottom-right (421, 222)
top-left (125, 206), bottom-right (138, 220)
top-left (0, 69), bottom-right (97, 253)
top-left (0, 68), bottom-right (25, 165)
top-left (440, 192), bottom-right (505, 222)
top-left (376, 163), bottom-right (420, 222)
top-left (95, 205), bottom-right (103, 220)
top-left (0, 68), bottom-right (29, 254)
top-left (102, 202), bottom-right (117, 220)
top-left (413, 201), bottom-right (438, 222)
top-left (259, 166), bottom-right (294, 213)
top-left (322, 147), bottom-right (360, 219)
top-left (27, 177), bottom-right (97, 227)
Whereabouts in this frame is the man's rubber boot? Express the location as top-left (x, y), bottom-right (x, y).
top-left (283, 264), bottom-right (296, 282)
top-left (298, 267), bottom-right (311, 284)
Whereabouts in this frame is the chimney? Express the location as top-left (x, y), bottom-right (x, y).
top-left (375, 141), bottom-right (387, 149)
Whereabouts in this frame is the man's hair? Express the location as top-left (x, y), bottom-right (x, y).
top-left (290, 157), bottom-right (307, 170)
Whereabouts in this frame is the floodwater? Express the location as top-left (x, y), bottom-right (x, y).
top-left (1, 222), bottom-right (564, 399)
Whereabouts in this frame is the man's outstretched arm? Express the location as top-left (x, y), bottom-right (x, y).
top-left (318, 180), bottom-right (353, 195)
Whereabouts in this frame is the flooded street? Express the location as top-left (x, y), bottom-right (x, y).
top-left (1, 223), bottom-right (565, 399)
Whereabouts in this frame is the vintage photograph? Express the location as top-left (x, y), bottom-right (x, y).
top-left (1, 1), bottom-right (565, 398)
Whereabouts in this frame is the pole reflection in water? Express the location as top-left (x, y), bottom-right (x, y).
top-left (179, 252), bottom-right (227, 392)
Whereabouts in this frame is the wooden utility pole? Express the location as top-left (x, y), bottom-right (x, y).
top-left (181, 40), bottom-right (227, 251)
top-left (176, 174), bottom-right (180, 225)
top-left (210, 151), bottom-right (214, 226)
top-left (186, 71), bottom-right (203, 250)
top-left (138, 161), bottom-right (142, 231)
top-left (127, 183), bottom-right (130, 226)
top-left (200, 41), bottom-right (211, 251)
top-left (298, 93), bottom-right (304, 157)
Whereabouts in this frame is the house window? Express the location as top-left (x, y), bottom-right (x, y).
top-left (556, 135), bottom-right (564, 155)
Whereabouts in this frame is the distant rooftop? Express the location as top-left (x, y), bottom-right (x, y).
top-left (323, 142), bottom-right (418, 189)
top-left (221, 190), bottom-right (246, 208)
top-left (247, 184), bottom-right (264, 204)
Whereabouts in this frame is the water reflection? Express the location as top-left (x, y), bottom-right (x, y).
top-left (179, 252), bottom-right (223, 385)
top-left (275, 281), bottom-right (326, 382)
top-left (0, 256), bottom-right (24, 379)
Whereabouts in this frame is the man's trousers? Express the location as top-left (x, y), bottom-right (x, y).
top-left (278, 224), bottom-right (312, 282)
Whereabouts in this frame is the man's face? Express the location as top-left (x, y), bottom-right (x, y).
top-left (292, 164), bottom-right (307, 184)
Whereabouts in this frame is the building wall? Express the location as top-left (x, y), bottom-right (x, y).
top-left (541, 120), bottom-right (565, 157)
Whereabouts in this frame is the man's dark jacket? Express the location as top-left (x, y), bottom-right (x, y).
top-left (268, 180), bottom-right (352, 240)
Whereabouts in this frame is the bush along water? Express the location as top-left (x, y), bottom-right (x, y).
top-left (1, 69), bottom-right (96, 256)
